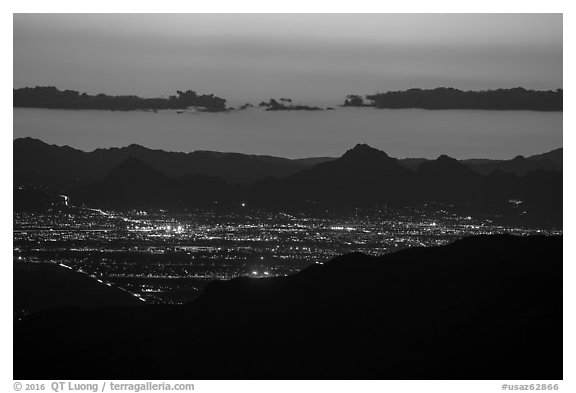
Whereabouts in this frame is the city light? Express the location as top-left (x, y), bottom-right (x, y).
top-left (13, 205), bottom-right (561, 305)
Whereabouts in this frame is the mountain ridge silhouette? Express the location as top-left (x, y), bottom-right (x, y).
top-left (14, 138), bottom-right (562, 228)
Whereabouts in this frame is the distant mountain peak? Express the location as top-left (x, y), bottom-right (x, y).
top-left (15, 136), bottom-right (44, 143)
top-left (342, 143), bottom-right (389, 160)
top-left (123, 143), bottom-right (150, 152)
top-left (14, 137), bottom-right (51, 148)
top-left (419, 153), bottom-right (476, 177)
top-left (436, 154), bottom-right (458, 162)
top-left (14, 137), bottom-right (82, 155)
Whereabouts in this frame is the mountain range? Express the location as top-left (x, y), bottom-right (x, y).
top-left (14, 137), bottom-right (332, 187)
top-left (14, 234), bottom-right (562, 379)
top-left (14, 138), bottom-right (561, 188)
top-left (14, 138), bottom-right (562, 227)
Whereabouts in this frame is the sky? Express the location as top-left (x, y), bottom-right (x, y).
top-left (13, 13), bottom-right (562, 105)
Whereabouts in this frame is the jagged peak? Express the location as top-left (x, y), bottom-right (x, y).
top-left (436, 154), bottom-right (458, 162)
top-left (14, 137), bottom-right (59, 149)
top-left (419, 153), bottom-right (475, 176)
top-left (14, 137), bottom-right (80, 154)
top-left (342, 143), bottom-right (389, 159)
top-left (420, 154), bottom-right (462, 167)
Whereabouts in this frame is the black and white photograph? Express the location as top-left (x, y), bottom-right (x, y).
top-left (8, 8), bottom-right (570, 390)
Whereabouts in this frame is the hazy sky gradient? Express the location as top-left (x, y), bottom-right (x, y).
top-left (13, 14), bottom-right (562, 104)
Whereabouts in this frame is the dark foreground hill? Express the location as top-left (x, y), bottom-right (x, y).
top-left (14, 235), bottom-right (562, 380)
top-left (14, 262), bottom-right (143, 318)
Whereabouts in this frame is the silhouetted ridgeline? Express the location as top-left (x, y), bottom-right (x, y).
top-left (13, 137), bottom-right (561, 188)
top-left (13, 138), bottom-right (563, 228)
top-left (14, 235), bottom-right (562, 379)
top-left (245, 144), bottom-right (562, 228)
top-left (13, 86), bottom-right (228, 111)
top-left (343, 88), bottom-right (562, 111)
top-left (13, 137), bottom-right (330, 187)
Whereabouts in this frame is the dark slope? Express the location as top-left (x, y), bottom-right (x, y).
top-left (463, 148), bottom-right (562, 176)
top-left (77, 157), bottom-right (230, 209)
top-left (91, 144), bottom-right (317, 185)
top-left (518, 170), bottom-right (563, 227)
top-left (245, 146), bottom-right (561, 226)
top-left (411, 153), bottom-right (562, 227)
top-left (14, 138), bottom-right (93, 187)
top-left (413, 154), bottom-right (561, 223)
top-left (77, 157), bottom-right (177, 209)
top-left (398, 149), bottom-right (562, 177)
top-left (398, 157), bottom-right (428, 170)
top-left (293, 156), bottom-right (335, 166)
top-left (13, 138), bottom-right (321, 187)
top-left (417, 155), bottom-right (482, 201)
top-left (528, 148), bottom-right (562, 167)
top-left (14, 235), bottom-right (562, 380)
top-left (14, 187), bottom-right (66, 212)
top-left (418, 162), bottom-right (562, 228)
top-left (247, 144), bottom-right (418, 206)
top-left (14, 262), bottom-right (143, 316)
